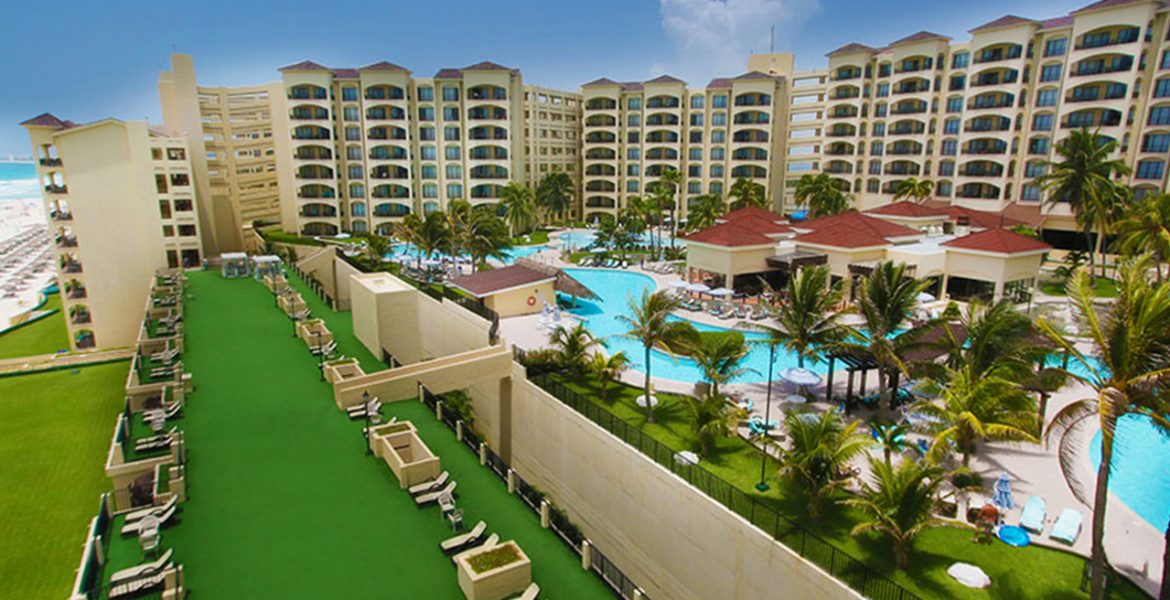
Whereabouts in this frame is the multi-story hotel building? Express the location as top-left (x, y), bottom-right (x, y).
top-left (579, 62), bottom-right (792, 224)
top-left (523, 85), bottom-right (583, 213)
top-left (811, 0), bottom-right (1170, 239)
top-left (159, 54), bottom-right (284, 253)
top-left (20, 115), bottom-right (203, 350)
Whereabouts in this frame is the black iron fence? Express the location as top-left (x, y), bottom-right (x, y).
top-left (525, 369), bottom-right (925, 600)
top-left (419, 386), bottom-right (646, 599)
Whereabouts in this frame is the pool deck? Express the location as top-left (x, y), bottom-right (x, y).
top-left (500, 256), bottom-right (1166, 596)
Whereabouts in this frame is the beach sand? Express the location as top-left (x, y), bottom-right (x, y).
top-left (0, 198), bottom-right (54, 329)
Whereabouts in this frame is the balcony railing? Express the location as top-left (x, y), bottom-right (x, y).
top-left (51, 211), bottom-right (73, 222)
top-left (39, 158), bottom-right (62, 167)
top-left (56, 236), bottom-right (78, 248)
top-left (291, 132), bottom-right (330, 141)
top-left (61, 262), bottom-right (83, 274)
top-left (959, 166), bottom-right (1005, 177)
top-left (45, 184), bottom-right (68, 194)
top-left (1076, 29), bottom-right (1140, 51)
top-left (71, 312), bottom-right (92, 325)
top-left (1071, 59), bottom-right (1134, 77)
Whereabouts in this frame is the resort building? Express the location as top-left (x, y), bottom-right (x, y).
top-left (159, 54), bottom-right (285, 253)
top-left (579, 57), bottom-right (794, 223)
top-left (804, 0), bottom-right (1170, 243)
top-left (523, 85), bottom-right (583, 211)
top-left (20, 115), bottom-right (203, 350)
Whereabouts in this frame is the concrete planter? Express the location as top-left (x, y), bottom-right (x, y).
top-left (455, 541), bottom-right (531, 600)
top-left (323, 359), bottom-right (365, 383)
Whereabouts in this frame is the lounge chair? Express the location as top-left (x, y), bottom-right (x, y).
top-left (121, 501), bottom-right (178, 536)
top-left (134, 427), bottom-right (178, 453)
top-left (150, 347), bottom-right (180, 363)
top-left (346, 397), bottom-right (382, 420)
top-left (747, 417), bottom-right (779, 436)
top-left (1049, 508), bottom-right (1083, 544)
top-left (310, 340), bottom-right (338, 357)
top-left (518, 582), bottom-right (541, 600)
top-left (1019, 495), bottom-right (1047, 533)
top-left (122, 496), bottom-right (177, 524)
top-left (109, 570), bottom-right (170, 598)
top-left (415, 481), bottom-right (457, 506)
top-left (717, 306), bottom-right (735, 320)
top-left (452, 533), bottom-right (499, 563)
top-left (440, 520), bottom-right (486, 553)
top-left (109, 548), bottom-right (173, 585)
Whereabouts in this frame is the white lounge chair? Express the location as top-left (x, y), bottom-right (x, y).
top-left (408, 471), bottom-right (450, 496)
top-left (440, 520), bottom-right (486, 553)
top-left (346, 397), bottom-right (382, 420)
top-left (1019, 495), bottom-right (1047, 533)
top-left (134, 427), bottom-right (178, 453)
top-left (452, 533), bottom-right (499, 563)
top-left (121, 501), bottom-right (177, 536)
top-left (123, 496), bottom-right (178, 524)
top-left (1049, 508), bottom-right (1083, 544)
top-left (518, 582), bottom-right (540, 599)
top-left (109, 548), bottom-right (173, 585)
top-left (109, 570), bottom-right (170, 598)
top-left (415, 481), bottom-right (457, 506)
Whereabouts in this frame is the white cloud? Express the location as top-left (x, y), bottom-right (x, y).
top-left (657, 0), bottom-right (818, 81)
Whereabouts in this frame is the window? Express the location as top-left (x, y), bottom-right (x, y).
top-left (627, 148), bottom-right (640, 160)
top-left (1036, 89), bottom-right (1059, 107)
top-left (444, 126), bottom-right (460, 141)
top-left (710, 165), bottom-right (724, 177)
top-left (1033, 113), bottom-right (1054, 131)
top-left (689, 131), bottom-right (703, 143)
top-left (938, 162), bottom-right (954, 176)
top-left (341, 106), bottom-right (359, 121)
top-left (418, 127), bottom-right (435, 141)
top-left (1144, 133), bottom-right (1170, 152)
top-left (441, 87), bottom-right (459, 102)
top-left (421, 165), bottom-right (437, 179)
top-left (422, 183), bottom-right (437, 198)
top-left (351, 202), bottom-right (366, 216)
top-left (689, 113), bottom-right (703, 126)
top-left (442, 107), bottom-right (459, 121)
top-left (1155, 79), bottom-right (1170, 98)
top-left (711, 112), bottom-right (726, 126)
top-left (943, 118), bottom-right (960, 134)
top-left (419, 107), bottom-right (435, 121)
top-left (421, 145), bottom-right (436, 160)
top-left (155, 174), bottom-right (167, 194)
top-left (627, 97), bottom-right (642, 110)
top-left (877, 83), bottom-right (889, 97)
top-left (1022, 185), bottom-right (1041, 201)
top-left (710, 148), bottom-right (725, 160)
top-left (1029, 137), bottom-right (1050, 154)
top-left (1044, 37), bottom-right (1067, 57)
top-left (688, 148), bottom-right (702, 160)
top-left (875, 104), bottom-right (888, 117)
top-left (446, 183), bottom-right (463, 198)
top-left (350, 183), bottom-right (365, 199)
top-left (946, 97), bottom-right (962, 113)
top-left (627, 181), bottom-right (639, 192)
top-left (687, 181), bottom-right (700, 194)
top-left (342, 87), bottom-right (358, 102)
top-left (627, 132), bottom-right (640, 143)
top-left (941, 140), bottom-right (957, 156)
top-left (872, 122), bottom-right (886, 136)
top-left (1040, 64), bottom-right (1061, 82)
top-left (951, 52), bottom-right (969, 69)
top-left (688, 165), bottom-right (701, 177)
top-left (871, 142), bottom-right (883, 156)
top-left (178, 225), bottom-right (197, 237)
top-left (418, 86), bottom-right (434, 102)
top-left (345, 126), bottom-right (361, 141)
top-left (624, 164), bottom-right (639, 177)
top-left (348, 165), bottom-right (363, 179)
top-left (712, 95), bottom-right (728, 108)
top-left (1162, 51), bottom-right (1170, 70)
top-left (628, 114), bottom-right (641, 127)
top-left (444, 145), bottom-right (460, 160)
top-left (1024, 162), bottom-right (1046, 177)
top-left (709, 182), bottom-right (723, 195)
top-left (711, 130), bottom-right (725, 143)
top-left (1136, 159), bottom-right (1166, 180)
top-left (949, 75), bottom-right (965, 91)
top-left (690, 95), bottom-right (704, 109)
top-left (345, 146), bottom-right (360, 160)
top-left (1149, 106), bottom-right (1170, 126)
top-left (445, 165), bottom-right (462, 179)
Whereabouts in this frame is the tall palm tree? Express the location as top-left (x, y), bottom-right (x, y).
top-left (870, 422), bottom-right (909, 466)
top-left (393, 213), bottom-right (423, 266)
top-left (911, 368), bottom-right (1038, 467)
top-left (729, 177), bottom-right (767, 210)
top-left (445, 199), bottom-right (473, 259)
top-left (778, 409), bottom-right (872, 520)
top-left (364, 234), bottom-right (392, 267)
top-left (845, 457), bottom-right (945, 570)
top-left (618, 290), bottom-right (696, 423)
top-left (1038, 128), bottom-right (1130, 279)
top-left (499, 182), bottom-right (537, 238)
top-left (657, 167), bottom-right (683, 246)
top-left (689, 333), bottom-right (752, 399)
top-left (415, 212), bottom-right (451, 271)
top-left (685, 393), bottom-right (747, 458)
top-left (892, 177), bottom-right (934, 204)
top-left (747, 266), bottom-right (847, 369)
top-left (588, 350), bottom-right (629, 402)
top-left (794, 173), bottom-right (851, 218)
top-left (464, 207), bottom-right (512, 271)
top-left (549, 323), bottom-right (600, 383)
top-left (1037, 257), bottom-right (1170, 600)
top-left (1112, 191), bottom-right (1170, 283)
top-left (686, 194), bottom-right (726, 232)
top-left (844, 261), bottom-right (931, 416)
top-left (537, 170), bottom-right (574, 224)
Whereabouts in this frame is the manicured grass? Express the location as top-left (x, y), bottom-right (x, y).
top-left (0, 293), bottom-right (70, 359)
top-left (284, 269), bottom-right (385, 374)
top-left (160, 270), bottom-right (610, 599)
top-left (0, 362), bottom-right (129, 600)
top-left (546, 372), bottom-right (1150, 600)
top-left (1041, 276), bottom-right (1119, 298)
top-left (513, 229), bottom-right (550, 245)
top-left (264, 230), bottom-right (324, 246)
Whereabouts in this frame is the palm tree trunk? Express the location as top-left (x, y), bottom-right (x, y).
top-left (643, 345), bottom-right (655, 423)
top-left (1089, 427), bottom-right (1115, 600)
top-left (1085, 228), bottom-right (1097, 285)
top-left (1094, 224), bottom-right (1107, 279)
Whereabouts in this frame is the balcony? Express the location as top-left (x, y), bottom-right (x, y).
top-left (45, 184), bottom-right (68, 194)
top-left (893, 83), bottom-right (930, 95)
top-left (1071, 58), bottom-right (1134, 78)
top-left (971, 73), bottom-right (1018, 87)
top-left (39, 158), bottom-right (62, 167)
top-left (889, 125), bottom-right (925, 136)
top-left (959, 165), bottom-right (1005, 177)
top-left (1062, 115), bottom-right (1123, 129)
top-left (51, 211), bottom-right (73, 222)
top-left (299, 208), bottom-right (338, 218)
top-left (61, 261), bottom-right (83, 274)
top-left (56, 235), bottom-right (78, 248)
top-left (66, 285), bottom-right (87, 300)
top-left (1066, 87), bottom-right (1127, 103)
top-left (825, 145), bottom-right (855, 156)
top-left (70, 310), bottom-right (92, 325)
top-left (884, 165), bottom-right (921, 176)
top-left (291, 131), bottom-right (330, 141)
top-left (973, 47), bottom-right (1023, 64)
top-left (1076, 28), bottom-right (1140, 51)
top-left (967, 98), bottom-right (1014, 111)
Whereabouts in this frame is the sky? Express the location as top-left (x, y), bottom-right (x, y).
top-left (0, 0), bottom-right (1092, 156)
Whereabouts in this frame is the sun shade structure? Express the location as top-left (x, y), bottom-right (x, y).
top-left (514, 258), bottom-right (598, 300)
top-left (448, 265), bottom-right (555, 298)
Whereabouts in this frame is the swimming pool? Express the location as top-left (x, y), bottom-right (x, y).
top-left (1090, 414), bottom-right (1170, 531)
top-left (562, 268), bottom-right (819, 385)
top-left (553, 230), bottom-right (677, 250)
top-left (386, 242), bottom-right (548, 265)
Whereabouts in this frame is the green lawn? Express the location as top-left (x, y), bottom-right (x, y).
top-left (0, 293), bottom-right (70, 359)
top-left (1041, 277), bottom-right (1119, 298)
top-left (544, 372), bottom-right (1150, 600)
top-left (513, 229), bottom-right (550, 245)
top-left (0, 362), bottom-right (129, 599)
top-left (157, 270), bottom-right (610, 598)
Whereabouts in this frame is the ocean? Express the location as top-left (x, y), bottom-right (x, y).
top-left (0, 162), bottom-right (39, 201)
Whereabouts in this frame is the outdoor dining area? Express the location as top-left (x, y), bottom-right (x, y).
top-left (664, 279), bottom-right (771, 321)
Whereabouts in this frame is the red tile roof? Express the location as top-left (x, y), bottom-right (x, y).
top-left (361, 61), bottom-right (410, 72)
top-left (942, 205), bottom-right (1025, 229)
top-left (888, 31), bottom-right (951, 46)
top-left (684, 222), bottom-right (776, 247)
top-left (279, 60), bottom-right (329, 71)
top-left (582, 77), bottom-right (621, 87)
top-left (796, 211), bottom-right (921, 239)
top-left (733, 71), bottom-right (778, 81)
top-left (721, 206), bottom-right (784, 223)
top-left (19, 113), bottom-right (74, 128)
top-left (1039, 16), bottom-right (1075, 29)
top-left (331, 68), bottom-right (360, 78)
top-left (435, 68), bottom-right (463, 79)
top-left (448, 265), bottom-right (555, 297)
top-left (969, 15), bottom-right (1037, 33)
top-left (794, 226), bottom-right (891, 249)
top-left (463, 61), bottom-right (515, 72)
top-left (942, 228), bottom-right (1052, 254)
top-left (827, 43), bottom-right (879, 57)
top-left (620, 82), bottom-right (644, 92)
top-left (706, 78), bottom-right (733, 89)
top-left (865, 202), bottom-right (950, 219)
top-left (645, 74), bottom-right (686, 84)
top-left (1073, 0), bottom-right (1151, 14)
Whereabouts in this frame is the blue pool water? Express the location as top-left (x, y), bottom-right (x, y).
top-left (562, 268), bottom-right (818, 384)
top-left (554, 230), bottom-right (676, 250)
top-left (386, 243), bottom-right (548, 265)
top-left (1090, 414), bottom-right (1170, 531)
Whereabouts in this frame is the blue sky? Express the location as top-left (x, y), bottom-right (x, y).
top-left (0, 0), bottom-right (1090, 155)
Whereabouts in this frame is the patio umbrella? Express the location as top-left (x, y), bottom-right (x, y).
top-left (687, 283), bottom-right (711, 293)
top-left (992, 472), bottom-right (1014, 510)
top-left (590, 247), bottom-right (608, 254)
top-left (708, 287), bottom-right (733, 297)
top-left (780, 367), bottom-right (821, 387)
top-left (915, 291), bottom-right (936, 303)
top-left (668, 280), bottom-right (689, 289)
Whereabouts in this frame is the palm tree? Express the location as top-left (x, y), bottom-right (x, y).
top-left (845, 457), bottom-right (945, 570)
top-left (618, 290), bottom-right (696, 423)
top-left (728, 177), bottom-right (767, 210)
top-left (1038, 257), bottom-right (1170, 600)
top-left (686, 194), bottom-right (726, 232)
top-left (588, 351), bottom-right (629, 402)
top-left (912, 368), bottom-right (1038, 467)
top-left (1038, 128), bottom-right (1130, 279)
top-left (445, 199), bottom-right (473, 259)
top-left (464, 207), bottom-right (512, 271)
top-left (870, 422), bottom-right (909, 466)
top-left (393, 213), bottom-right (423, 266)
top-left (415, 212), bottom-right (450, 271)
top-left (536, 170), bottom-right (574, 224)
top-left (364, 234), bottom-right (392, 268)
top-left (778, 409), bottom-right (871, 520)
top-left (845, 261), bottom-right (931, 416)
top-left (747, 266), bottom-right (847, 369)
top-left (657, 167), bottom-right (683, 246)
top-left (1112, 191), bottom-right (1170, 282)
top-left (892, 177), bottom-right (934, 204)
top-left (499, 182), bottom-right (537, 237)
top-left (689, 333), bottom-right (752, 399)
top-left (549, 323), bottom-right (599, 383)
top-left (794, 173), bottom-right (851, 218)
top-left (685, 393), bottom-right (747, 458)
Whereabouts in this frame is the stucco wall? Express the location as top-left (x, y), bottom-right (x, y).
top-left (484, 281), bottom-right (555, 317)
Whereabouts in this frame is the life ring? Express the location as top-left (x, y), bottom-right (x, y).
top-left (526, 296), bottom-right (537, 307)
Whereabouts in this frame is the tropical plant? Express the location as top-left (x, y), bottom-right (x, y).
top-left (845, 457), bottom-right (946, 570)
top-left (747, 266), bottom-right (847, 369)
top-left (869, 421), bottom-right (909, 466)
top-left (1112, 191), bottom-right (1170, 282)
top-left (618, 290), bottom-right (696, 422)
top-left (794, 173), bottom-right (851, 218)
top-left (686, 194), bottom-right (726, 232)
top-left (923, 299), bottom-right (1045, 381)
top-left (728, 177), bottom-right (767, 210)
top-left (912, 368), bottom-right (1038, 467)
top-left (1053, 250), bottom-right (1090, 284)
top-left (778, 409), bottom-right (871, 520)
top-left (464, 207), bottom-right (512, 271)
top-left (588, 350), bottom-right (629, 403)
top-left (415, 212), bottom-right (451, 270)
top-left (442, 389), bottom-right (476, 427)
top-left (393, 213), bottom-right (424, 267)
top-left (656, 167), bottom-right (683, 245)
top-left (1037, 257), bottom-right (1170, 600)
top-left (689, 333), bottom-right (752, 399)
top-left (684, 393), bottom-right (747, 458)
top-left (1038, 128), bottom-right (1130, 279)
top-left (364, 234), bottom-right (392, 267)
top-left (536, 170), bottom-right (574, 224)
top-left (500, 182), bottom-right (537, 237)
top-left (892, 177), bottom-right (934, 204)
top-left (548, 323), bottom-right (600, 383)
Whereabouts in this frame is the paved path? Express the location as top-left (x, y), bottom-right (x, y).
top-left (0, 348), bottom-right (133, 375)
